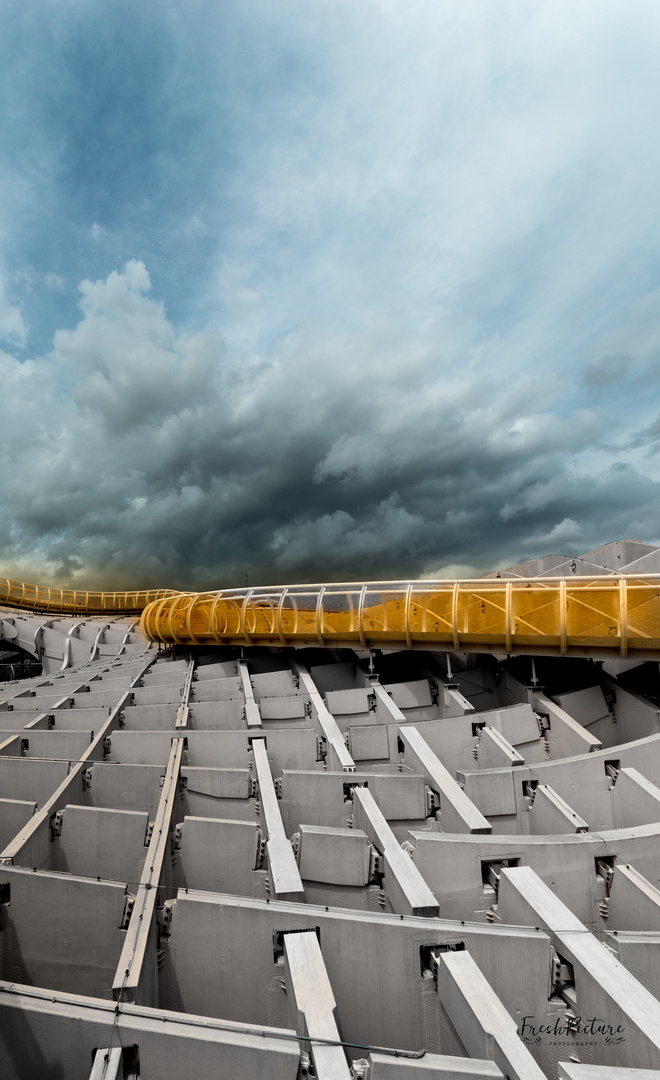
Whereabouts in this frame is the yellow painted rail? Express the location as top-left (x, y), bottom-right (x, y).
top-left (3, 573), bottom-right (660, 658)
top-left (0, 576), bottom-right (176, 616)
top-left (140, 576), bottom-right (660, 659)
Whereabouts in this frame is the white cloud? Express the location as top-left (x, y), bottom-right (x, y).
top-left (420, 563), bottom-right (480, 581)
top-left (315, 434), bottom-right (389, 484)
top-left (53, 261), bottom-right (221, 431)
top-left (522, 518), bottom-right (583, 550)
top-left (499, 477), bottom-right (574, 522)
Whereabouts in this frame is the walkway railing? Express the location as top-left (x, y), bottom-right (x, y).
top-left (3, 573), bottom-right (660, 657)
top-left (139, 575), bottom-right (660, 659)
top-left (0, 576), bottom-right (176, 616)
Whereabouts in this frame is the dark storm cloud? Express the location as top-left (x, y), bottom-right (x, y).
top-left (0, 261), bottom-right (657, 590)
top-left (2, 3), bottom-right (660, 588)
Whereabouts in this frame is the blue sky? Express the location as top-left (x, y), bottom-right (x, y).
top-left (2, 0), bottom-right (660, 589)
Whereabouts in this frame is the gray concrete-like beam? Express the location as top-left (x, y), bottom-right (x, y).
top-left (89, 1047), bottom-right (123, 1080)
top-left (398, 726), bottom-right (491, 834)
top-left (477, 727), bottom-right (525, 769)
top-left (111, 658), bottom-right (192, 1003)
top-left (251, 737), bottom-right (305, 903)
top-left (498, 865), bottom-right (660, 1068)
top-left (436, 949), bottom-right (546, 1080)
top-left (614, 767), bottom-right (660, 828)
top-left (283, 930), bottom-right (351, 1080)
top-left (239, 661), bottom-right (263, 729)
top-left (528, 784), bottom-right (589, 834)
top-left (608, 864), bottom-right (660, 932)
top-left (175, 659), bottom-right (196, 730)
top-left (0, 980), bottom-right (300, 1080)
top-left (368, 1053), bottom-right (503, 1079)
top-left (0, 689), bottom-right (133, 869)
top-left (292, 661), bottom-right (356, 772)
top-left (559, 1065), bottom-right (660, 1080)
top-left (532, 692), bottom-right (602, 756)
top-left (351, 786), bottom-right (438, 917)
top-left (112, 736), bottom-right (184, 1003)
top-left (370, 681), bottom-right (407, 724)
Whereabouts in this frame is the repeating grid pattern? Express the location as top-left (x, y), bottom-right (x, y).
top-left (1, 607), bottom-right (660, 1078)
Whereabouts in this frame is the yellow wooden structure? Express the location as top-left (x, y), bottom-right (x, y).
top-left (0, 575), bottom-right (175, 616)
top-left (139, 576), bottom-right (660, 658)
top-left (3, 573), bottom-right (660, 658)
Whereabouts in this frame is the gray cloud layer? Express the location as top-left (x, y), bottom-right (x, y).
top-left (0, 261), bottom-right (659, 590)
top-left (1, 3), bottom-right (660, 588)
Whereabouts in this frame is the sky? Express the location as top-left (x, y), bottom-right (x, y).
top-left (2, 0), bottom-right (660, 590)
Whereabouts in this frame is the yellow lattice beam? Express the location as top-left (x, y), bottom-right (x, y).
top-left (3, 572), bottom-right (660, 657)
top-left (139, 576), bottom-right (660, 659)
top-left (0, 576), bottom-right (176, 616)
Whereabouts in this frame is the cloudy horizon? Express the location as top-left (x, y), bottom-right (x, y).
top-left (2, 1), bottom-right (660, 591)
